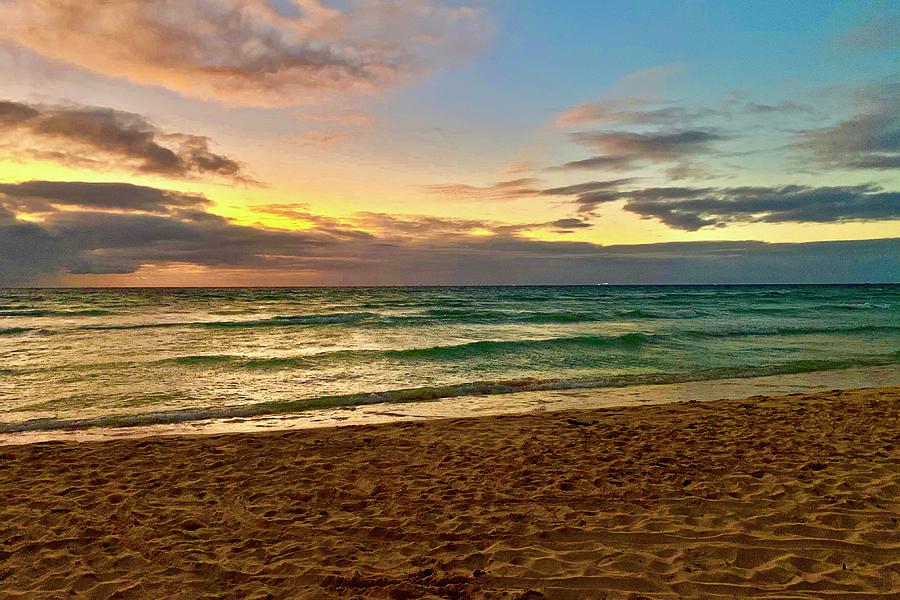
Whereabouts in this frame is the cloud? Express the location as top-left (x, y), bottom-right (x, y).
top-left (547, 155), bottom-right (638, 172)
top-left (0, 180), bottom-right (587, 283)
top-left (352, 212), bottom-right (506, 236)
top-left (256, 204), bottom-right (592, 237)
top-left (796, 112), bottom-right (900, 171)
top-left (489, 217), bottom-right (594, 235)
top-left (0, 184), bottom-right (344, 280)
top-left (544, 182), bottom-right (899, 230)
top-left (555, 97), bottom-right (719, 129)
top-left (544, 181), bottom-right (690, 215)
top-left (836, 15), bottom-right (900, 51)
top-left (556, 92), bottom-right (811, 130)
top-left (569, 130), bottom-right (725, 162)
top-left (542, 179), bottom-right (639, 205)
top-left (0, 100), bottom-right (249, 180)
top-left (555, 97), bottom-right (647, 128)
top-left (0, 180), bottom-right (211, 215)
top-left (552, 87), bottom-right (827, 180)
top-left (0, 0), bottom-right (492, 107)
top-left (787, 81), bottom-right (900, 170)
top-left (422, 172), bottom-right (899, 233)
top-left (0, 99), bottom-right (40, 124)
top-left (551, 91), bottom-right (727, 177)
top-left (503, 161), bottom-right (534, 175)
top-left (547, 218), bottom-right (592, 231)
top-left (1, 188), bottom-right (897, 285)
top-left (550, 129), bottom-right (724, 180)
top-left (422, 178), bottom-right (544, 201)
top-left (743, 101), bottom-right (812, 114)
top-left (664, 162), bottom-right (717, 181)
top-left (621, 184), bottom-right (900, 230)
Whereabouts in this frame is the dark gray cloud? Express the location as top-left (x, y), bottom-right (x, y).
top-left (790, 81), bottom-right (900, 171)
top-left (0, 100), bottom-right (247, 179)
top-left (549, 91), bottom-right (732, 179)
top-left (490, 217), bottom-right (594, 236)
top-left (552, 90), bottom-right (826, 178)
top-left (619, 184), bottom-right (898, 230)
top-left (36, 212), bottom-right (327, 277)
top-left (797, 112), bottom-right (900, 171)
top-left (541, 179), bottom-right (641, 211)
top-left (569, 130), bottom-right (725, 163)
top-left (548, 218), bottom-right (592, 230)
top-left (0, 180), bottom-right (211, 214)
top-left (425, 174), bottom-right (899, 233)
top-left (547, 155), bottom-right (638, 172)
top-left (543, 179), bottom-right (900, 230)
top-left (542, 179), bottom-right (640, 197)
top-left (622, 184), bottom-right (900, 230)
top-left (0, 218), bottom-right (66, 283)
top-left (0, 99), bottom-right (40, 124)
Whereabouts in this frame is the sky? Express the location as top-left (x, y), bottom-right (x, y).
top-left (0, 0), bottom-right (898, 285)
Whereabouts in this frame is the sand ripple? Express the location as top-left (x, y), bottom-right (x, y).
top-left (1, 386), bottom-right (898, 598)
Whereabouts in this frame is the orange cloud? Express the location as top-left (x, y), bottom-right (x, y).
top-left (291, 109), bottom-right (376, 128)
top-left (0, 0), bottom-right (492, 107)
top-left (422, 178), bottom-right (544, 201)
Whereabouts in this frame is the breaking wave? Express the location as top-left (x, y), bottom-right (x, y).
top-left (3, 354), bottom-right (898, 433)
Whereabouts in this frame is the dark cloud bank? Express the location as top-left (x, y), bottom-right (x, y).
top-left (1, 180), bottom-right (897, 285)
top-left (568, 130), bottom-right (725, 163)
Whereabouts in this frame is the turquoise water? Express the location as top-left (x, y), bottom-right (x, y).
top-left (0, 285), bottom-right (898, 431)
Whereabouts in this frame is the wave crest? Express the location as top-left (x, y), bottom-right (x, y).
top-left (80, 311), bottom-right (377, 331)
top-left (0, 327), bottom-right (34, 336)
top-left (0, 309), bottom-right (116, 317)
top-left (3, 356), bottom-right (897, 433)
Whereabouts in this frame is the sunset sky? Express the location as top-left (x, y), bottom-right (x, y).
top-left (1, 0), bottom-right (898, 285)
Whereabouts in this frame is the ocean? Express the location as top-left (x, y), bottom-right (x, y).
top-left (1, 285), bottom-right (898, 433)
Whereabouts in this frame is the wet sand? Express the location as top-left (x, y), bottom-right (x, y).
top-left (4, 364), bottom-right (898, 445)
top-left (1, 386), bottom-right (898, 599)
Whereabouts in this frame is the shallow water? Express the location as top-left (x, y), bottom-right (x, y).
top-left (1, 285), bottom-right (898, 431)
top-left (3, 365), bottom-right (897, 445)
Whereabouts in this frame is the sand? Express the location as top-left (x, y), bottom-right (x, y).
top-left (1, 386), bottom-right (898, 599)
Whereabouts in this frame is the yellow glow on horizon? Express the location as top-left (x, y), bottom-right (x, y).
top-left (3, 156), bottom-right (899, 254)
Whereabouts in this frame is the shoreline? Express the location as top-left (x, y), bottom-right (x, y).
top-left (2, 364), bottom-right (898, 445)
top-left (1, 385), bottom-right (898, 598)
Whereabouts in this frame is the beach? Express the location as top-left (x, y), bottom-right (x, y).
top-left (3, 0), bottom-right (900, 596)
top-left (2, 385), bottom-right (898, 599)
